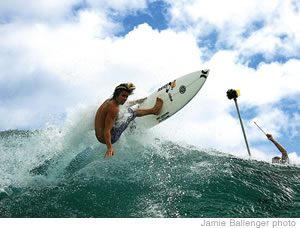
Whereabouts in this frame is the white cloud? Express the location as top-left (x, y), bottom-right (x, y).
top-left (85, 0), bottom-right (148, 13)
top-left (167, 0), bottom-right (278, 32)
top-left (167, 0), bottom-right (300, 59)
top-left (0, 0), bottom-right (80, 22)
top-left (0, 0), bottom-right (149, 22)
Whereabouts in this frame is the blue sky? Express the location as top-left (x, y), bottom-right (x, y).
top-left (113, 1), bottom-right (169, 36)
top-left (1, 0), bottom-right (300, 162)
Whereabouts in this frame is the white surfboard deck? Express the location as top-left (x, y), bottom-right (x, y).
top-left (134, 69), bottom-right (210, 128)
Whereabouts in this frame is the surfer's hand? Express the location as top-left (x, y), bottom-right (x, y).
top-left (104, 148), bottom-right (114, 158)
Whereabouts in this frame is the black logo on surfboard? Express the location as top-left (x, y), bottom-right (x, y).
top-left (200, 69), bottom-right (209, 78)
top-left (168, 93), bottom-right (173, 102)
top-left (157, 112), bottom-right (170, 123)
top-left (179, 85), bottom-right (186, 94)
top-left (158, 80), bottom-right (176, 93)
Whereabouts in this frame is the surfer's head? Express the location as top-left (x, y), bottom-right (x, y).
top-left (272, 156), bottom-right (281, 163)
top-left (113, 83), bottom-right (136, 102)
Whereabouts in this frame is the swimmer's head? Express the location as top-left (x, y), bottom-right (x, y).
top-left (272, 156), bottom-right (281, 163)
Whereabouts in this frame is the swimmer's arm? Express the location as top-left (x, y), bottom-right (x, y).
top-left (104, 107), bottom-right (118, 158)
top-left (267, 134), bottom-right (289, 160)
top-left (273, 140), bottom-right (288, 155)
top-left (128, 97), bottom-right (147, 107)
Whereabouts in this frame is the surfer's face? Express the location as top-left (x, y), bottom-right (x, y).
top-left (117, 91), bottom-right (129, 105)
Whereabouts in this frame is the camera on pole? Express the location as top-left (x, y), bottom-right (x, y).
top-left (227, 89), bottom-right (251, 157)
top-left (226, 89), bottom-right (240, 100)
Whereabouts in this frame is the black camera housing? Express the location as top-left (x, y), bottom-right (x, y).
top-left (227, 89), bottom-right (239, 100)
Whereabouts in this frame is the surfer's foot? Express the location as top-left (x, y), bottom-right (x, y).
top-left (152, 98), bottom-right (163, 115)
top-left (135, 98), bottom-right (163, 117)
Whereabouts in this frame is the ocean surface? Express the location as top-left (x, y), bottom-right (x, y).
top-left (1, 125), bottom-right (300, 218)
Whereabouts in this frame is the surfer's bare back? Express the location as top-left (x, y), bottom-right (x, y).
top-left (95, 83), bottom-right (163, 159)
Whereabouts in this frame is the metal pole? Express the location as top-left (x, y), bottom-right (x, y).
top-left (254, 121), bottom-right (267, 135)
top-left (234, 98), bottom-right (251, 157)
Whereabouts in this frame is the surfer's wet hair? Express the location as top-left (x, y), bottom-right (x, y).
top-left (113, 83), bottom-right (136, 100)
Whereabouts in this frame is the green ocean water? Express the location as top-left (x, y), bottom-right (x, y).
top-left (0, 128), bottom-right (300, 218)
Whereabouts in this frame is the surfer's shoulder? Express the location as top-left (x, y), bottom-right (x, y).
top-left (105, 100), bottom-right (119, 117)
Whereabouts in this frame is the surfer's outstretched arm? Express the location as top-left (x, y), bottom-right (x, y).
top-left (266, 134), bottom-right (289, 160)
top-left (136, 97), bottom-right (163, 117)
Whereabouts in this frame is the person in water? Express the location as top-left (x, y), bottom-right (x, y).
top-left (95, 83), bottom-right (163, 158)
top-left (266, 133), bottom-right (289, 164)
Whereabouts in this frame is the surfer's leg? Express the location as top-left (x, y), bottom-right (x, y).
top-left (111, 108), bottom-right (137, 143)
top-left (136, 98), bottom-right (163, 117)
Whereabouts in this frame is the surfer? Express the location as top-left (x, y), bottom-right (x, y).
top-left (266, 133), bottom-right (289, 164)
top-left (95, 83), bottom-right (163, 158)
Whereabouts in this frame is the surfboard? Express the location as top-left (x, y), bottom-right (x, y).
top-left (134, 69), bottom-right (210, 128)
